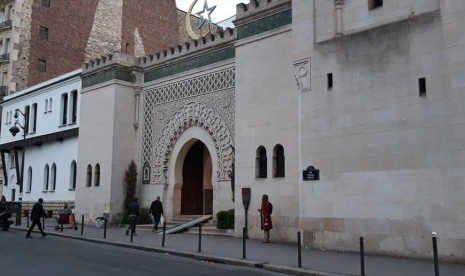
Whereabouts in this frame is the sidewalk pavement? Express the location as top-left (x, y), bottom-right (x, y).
top-left (13, 218), bottom-right (465, 276)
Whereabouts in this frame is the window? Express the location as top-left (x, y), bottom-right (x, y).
top-left (38, 59), bottom-right (47, 72)
top-left (5, 5), bottom-right (13, 20)
top-left (256, 146), bottom-right (267, 178)
top-left (43, 164), bottom-right (49, 191)
top-left (49, 97), bottom-right (52, 112)
top-left (142, 162), bottom-right (151, 184)
top-left (273, 144), bottom-right (285, 177)
top-left (70, 90), bottom-right (78, 123)
top-left (86, 164), bottom-right (92, 187)
top-left (50, 163), bottom-right (56, 191)
top-left (39, 26), bottom-right (49, 41)
top-left (29, 103), bottom-right (37, 133)
top-left (419, 78), bottom-right (426, 97)
top-left (327, 73), bottom-right (333, 90)
top-left (4, 38), bottom-right (9, 54)
top-left (27, 167), bottom-right (32, 192)
top-left (369, 0), bottom-right (383, 10)
top-left (42, 0), bottom-right (50, 7)
top-left (60, 93), bottom-right (68, 125)
top-left (10, 153), bottom-right (15, 168)
top-left (70, 160), bottom-right (77, 190)
top-left (45, 99), bottom-right (48, 113)
top-left (25, 105), bottom-right (30, 131)
top-left (1, 71), bottom-right (7, 86)
top-left (94, 163), bottom-right (100, 187)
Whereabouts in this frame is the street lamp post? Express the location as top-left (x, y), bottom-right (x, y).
top-left (9, 108), bottom-right (27, 201)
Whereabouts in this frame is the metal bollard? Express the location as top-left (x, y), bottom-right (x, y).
top-left (80, 215), bottom-right (84, 235)
top-left (432, 232), bottom-right (440, 276)
top-left (162, 221), bottom-right (166, 247)
top-left (61, 222), bottom-right (63, 232)
top-left (42, 216), bottom-right (45, 228)
top-left (103, 218), bottom-right (107, 239)
top-left (26, 212), bottom-right (30, 228)
top-left (130, 216), bottom-right (135, 243)
top-left (198, 223), bottom-right (202, 253)
top-left (297, 232), bottom-right (302, 268)
top-left (15, 209), bottom-right (21, 226)
top-left (360, 237), bottom-right (365, 276)
top-left (242, 227), bottom-right (247, 259)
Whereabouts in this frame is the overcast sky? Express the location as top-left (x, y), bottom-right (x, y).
top-left (176, 0), bottom-right (250, 22)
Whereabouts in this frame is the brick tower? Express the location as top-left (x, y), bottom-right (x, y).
top-left (11, 0), bottom-right (181, 92)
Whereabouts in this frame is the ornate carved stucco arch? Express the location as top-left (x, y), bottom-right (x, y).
top-left (152, 102), bottom-right (234, 184)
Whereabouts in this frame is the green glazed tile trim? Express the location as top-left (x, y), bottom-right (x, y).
top-left (237, 9), bottom-right (292, 40)
top-left (144, 46), bottom-right (235, 82)
top-left (82, 67), bottom-right (133, 88)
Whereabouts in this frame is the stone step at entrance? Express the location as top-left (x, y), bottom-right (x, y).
top-left (138, 215), bottom-right (234, 236)
top-left (184, 224), bottom-right (235, 236)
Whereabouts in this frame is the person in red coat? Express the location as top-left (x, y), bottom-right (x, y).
top-left (258, 194), bottom-right (272, 243)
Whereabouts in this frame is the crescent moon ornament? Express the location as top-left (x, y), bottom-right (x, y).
top-left (185, 0), bottom-right (214, 40)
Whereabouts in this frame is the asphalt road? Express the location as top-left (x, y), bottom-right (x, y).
top-left (0, 229), bottom-right (287, 276)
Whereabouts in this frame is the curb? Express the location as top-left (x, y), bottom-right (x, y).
top-left (12, 226), bottom-right (352, 276)
top-left (263, 264), bottom-right (356, 276)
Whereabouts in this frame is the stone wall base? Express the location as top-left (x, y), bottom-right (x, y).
top-left (300, 216), bottom-right (465, 263)
top-left (21, 200), bottom-right (75, 219)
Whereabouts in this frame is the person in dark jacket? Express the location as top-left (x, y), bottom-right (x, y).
top-left (126, 198), bottom-right (139, 236)
top-left (149, 196), bottom-right (164, 232)
top-left (0, 195), bottom-right (6, 213)
top-left (26, 198), bottom-right (47, 238)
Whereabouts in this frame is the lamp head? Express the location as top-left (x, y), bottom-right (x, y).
top-left (14, 109), bottom-right (19, 119)
top-left (9, 124), bottom-right (20, 136)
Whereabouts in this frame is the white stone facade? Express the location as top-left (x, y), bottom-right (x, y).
top-left (294, 0), bottom-right (465, 260)
top-left (68, 0), bottom-right (465, 261)
top-left (0, 69), bottom-right (81, 205)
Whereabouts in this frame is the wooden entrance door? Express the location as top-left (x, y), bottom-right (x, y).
top-left (181, 141), bottom-right (204, 215)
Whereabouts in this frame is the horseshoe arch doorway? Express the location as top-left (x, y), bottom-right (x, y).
top-left (180, 140), bottom-right (213, 215)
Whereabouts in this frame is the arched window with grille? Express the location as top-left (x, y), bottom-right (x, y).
top-left (27, 167), bottom-right (32, 192)
top-left (70, 160), bottom-right (77, 190)
top-left (273, 144), bottom-right (285, 177)
top-left (255, 146), bottom-right (267, 178)
top-left (50, 163), bottom-right (57, 191)
top-left (43, 164), bottom-right (49, 191)
top-left (94, 163), bottom-right (100, 187)
top-left (86, 164), bottom-right (92, 187)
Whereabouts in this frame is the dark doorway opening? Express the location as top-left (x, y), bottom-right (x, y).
top-left (181, 141), bottom-right (205, 215)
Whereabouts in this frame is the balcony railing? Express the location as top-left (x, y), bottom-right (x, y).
top-left (0, 86), bottom-right (8, 96)
top-left (0, 20), bottom-right (12, 30)
top-left (0, 53), bottom-right (9, 63)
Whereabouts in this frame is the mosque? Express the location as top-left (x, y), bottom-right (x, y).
top-left (2, 0), bottom-right (465, 261)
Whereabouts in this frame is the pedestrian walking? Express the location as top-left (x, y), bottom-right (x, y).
top-left (126, 198), bottom-right (139, 236)
top-left (26, 198), bottom-right (47, 238)
top-left (257, 194), bottom-right (273, 243)
top-left (0, 195), bottom-right (6, 213)
top-left (149, 196), bottom-right (164, 232)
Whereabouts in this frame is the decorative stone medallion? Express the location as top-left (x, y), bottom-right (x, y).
top-left (293, 58), bottom-right (311, 92)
